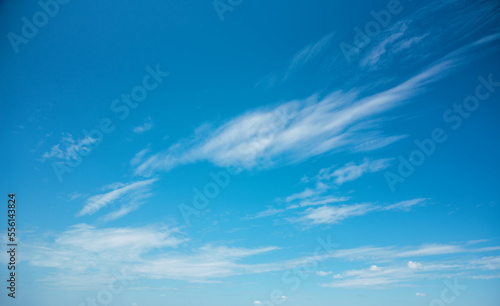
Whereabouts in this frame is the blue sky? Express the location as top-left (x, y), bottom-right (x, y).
top-left (1, 0), bottom-right (500, 305)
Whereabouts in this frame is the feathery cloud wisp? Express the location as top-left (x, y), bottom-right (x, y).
top-left (77, 178), bottom-right (158, 220)
top-left (133, 33), bottom-right (499, 177)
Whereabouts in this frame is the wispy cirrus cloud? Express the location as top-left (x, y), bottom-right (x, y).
top-left (249, 158), bottom-right (421, 223)
top-left (251, 197), bottom-right (426, 225)
top-left (133, 33), bottom-right (499, 178)
top-left (282, 31), bottom-right (336, 81)
top-left (22, 224), bottom-right (500, 290)
top-left (323, 254), bottom-right (500, 288)
top-left (317, 157), bottom-right (394, 185)
top-left (256, 31), bottom-right (336, 89)
top-left (40, 133), bottom-right (98, 162)
top-left (297, 203), bottom-right (376, 225)
top-left (380, 198), bottom-right (427, 211)
top-left (24, 224), bottom-right (283, 286)
top-left (357, 0), bottom-right (500, 71)
top-left (293, 198), bottom-right (426, 226)
top-left (77, 178), bottom-right (158, 221)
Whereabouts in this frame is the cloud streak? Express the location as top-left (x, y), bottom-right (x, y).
top-left (294, 198), bottom-right (426, 226)
top-left (77, 178), bottom-right (158, 220)
top-left (317, 158), bottom-right (394, 185)
top-left (133, 33), bottom-right (499, 177)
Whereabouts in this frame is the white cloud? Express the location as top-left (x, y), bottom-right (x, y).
top-left (248, 208), bottom-right (286, 219)
top-left (54, 224), bottom-right (184, 253)
top-left (257, 31), bottom-right (336, 89)
top-left (297, 203), bottom-right (376, 225)
top-left (285, 187), bottom-right (322, 202)
top-left (24, 225), bottom-right (500, 289)
top-left (408, 261), bottom-right (423, 269)
top-left (133, 121), bottom-right (153, 134)
top-left (396, 244), bottom-right (464, 258)
top-left (328, 250), bottom-right (500, 287)
top-left (324, 255), bottom-right (485, 288)
top-left (135, 42), bottom-right (481, 177)
top-left (248, 194), bottom-right (350, 219)
top-left (330, 264), bottom-right (418, 288)
top-left (26, 224), bottom-right (187, 281)
top-left (359, 0), bottom-right (500, 71)
top-left (323, 254), bottom-right (500, 288)
top-left (249, 157), bottom-right (399, 221)
top-left (289, 198), bottom-right (427, 226)
top-left (131, 147), bottom-right (151, 166)
top-left (251, 196), bottom-right (426, 224)
top-left (136, 31), bottom-right (499, 177)
top-left (416, 292), bottom-right (427, 296)
top-left (41, 133), bottom-right (98, 162)
top-left (69, 192), bottom-right (85, 201)
top-left (77, 178), bottom-right (158, 220)
top-left (283, 32), bottom-right (335, 81)
top-left (381, 198), bottom-right (427, 211)
top-left (318, 158), bottom-right (394, 185)
top-left (469, 256), bottom-right (500, 270)
top-left (25, 224), bottom-right (285, 286)
top-left (296, 195), bottom-right (349, 208)
top-left (316, 271), bottom-right (332, 276)
top-left (327, 244), bottom-right (494, 263)
top-left (253, 301), bottom-right (262, 305)
top-left (369, 265), bottom-right (382, 271)
top-left (352, 135), bottom-right (408, 152)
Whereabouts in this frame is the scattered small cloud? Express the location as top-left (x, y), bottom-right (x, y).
top-left (316, 271), bottom-right (332, 277)
top-left (408, 261), bottom-right (423, 269)
top-left (369, 265), bottom-right (382, 271)
top-left (317, 158), bottom-right (394, 185)
top-left (40, 133), bottom-right (98, 162)
top-left (133, 117), bottom-right (153, 134)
